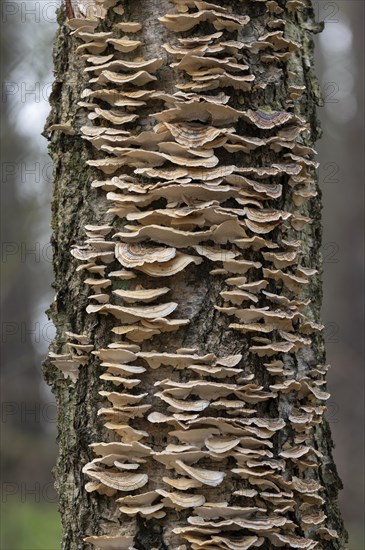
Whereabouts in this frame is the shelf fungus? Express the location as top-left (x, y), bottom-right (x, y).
top-left (61, 0), bottom-right (338, 547)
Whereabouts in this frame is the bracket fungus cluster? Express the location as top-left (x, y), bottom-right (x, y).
top-left (50, 0), bottom-right (339, 548)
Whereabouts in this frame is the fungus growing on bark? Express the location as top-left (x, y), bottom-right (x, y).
top-left (115, 22), bottom-right (142, 33)
top-left (84, 535), bottom-right (136, 549)
top-left (86, 302), bottom-right (178, 322)
top-left (58, 1), bottom-right (340, 546)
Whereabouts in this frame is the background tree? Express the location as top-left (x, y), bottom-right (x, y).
top-left (45, 1), bottom-right (347, 549)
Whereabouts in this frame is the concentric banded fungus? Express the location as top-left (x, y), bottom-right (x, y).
top-left (54, 0), bottom-right (341, 547)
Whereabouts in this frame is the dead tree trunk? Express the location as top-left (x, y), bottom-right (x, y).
top-left (44, 1), bottom-right (347, 549)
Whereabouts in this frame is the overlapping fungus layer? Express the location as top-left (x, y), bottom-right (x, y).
top-left (50, 1), bottom-right (338, 548)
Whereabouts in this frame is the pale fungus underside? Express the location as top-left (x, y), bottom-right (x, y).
top-left (48, 0), bottom-right (343, 548)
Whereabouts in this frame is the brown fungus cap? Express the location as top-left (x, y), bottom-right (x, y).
top-left (84, 535), bottom-right (136, 550)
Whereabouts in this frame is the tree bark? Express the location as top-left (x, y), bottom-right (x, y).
top-left (44, 1), bottom-right (347, 549)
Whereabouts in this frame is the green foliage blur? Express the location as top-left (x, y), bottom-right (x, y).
top-left (1, 501), bottom-right (61, 550)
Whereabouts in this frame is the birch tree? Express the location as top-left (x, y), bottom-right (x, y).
top-left (45, 0), bottom-right (347, 548)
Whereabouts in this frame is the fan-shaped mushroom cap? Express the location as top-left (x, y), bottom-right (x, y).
top-left (163, 121), bottom-right (234, 148)
top-left (84, 278), bottom-right (112, 291)
top-left (94, 70), bottom-right (157, 87)
top-left (116, 243), bottom-right (176, 268)
top-left (170, 427), bottom-right (219, 445)
top-left (148, 411), bottom-right (184, 429)
top-left (90, 440), bottom-right (151, 458)
top-left (233, 488), bottom-right (258, 498)
top-left (187, 513), bottom-right (289, 530)
top-left (104, 423), bottom-right (148, 442)
top-left (111, 325), bottom-right (160, 342)
top-left (262, 291), bottom-right (308, 309)
top-left (118, 502), bottom-right (165, 517)
top-left (172, 55), bottom-right (249, 74)
top-left (99, 391), bottom-right (148, 408)
top-left (221, 290), bottom-right (258, 305)
top-left (317, 527), bottom-right (339, 540)
top-left (136, 253), bottom-right (202, 276)
top-left (141, 317), bottom-right (190, 332)
top-left (157, 379), bottom-right (242, 400)
top-left (114, 220), bottom-right (246, 247)
top-left (291, 477), bottom-right (322, 494)
top-left (84, 535), bottom-right (135, 549)
top-left (207, 534), bottom-right (263, 549)
top-left (194, 504), bottom-right (266, 520)
top-left (113, 287), bottom-right (170, 303)
top-left (85, 480), bottom-right (116, 496)
top-left (153, 102), bottom-right (242, 125)
top-left (109, 270), bottom-right (137, 280)
top-left (178, 72), bottom-right (254, 92)
top-left (92, 348), bottom-right (137, 363)
top-left (225, 279), bottom-right (266, 293)
top-left (66, 17), bottom-right (98, 31)
top-left (67, 341), bottom-right (94, 353)
top-left (175, 460), bottom-right (225, 487)
top-left (267, 532), bottom-right (316, 548)
top-left (116, 491), bottom-right (159, 506)
top-left (227, 175), bottom-right (283, 200)
top-left (84, 57), bottom-right (163, 75)
top-left (157, 141), bottom-right (215, 159)
top-left (157, 488), bottom-right (205, 509)
top-left (205, 436), bottom-right (241, 453)
top-left (230, 323), bottom-right (275, 335)
top-left (194, 1), bottom-right (228, 12)
top-left (163, 476), bottom-right (203, 490)
top-left (263, 268), bottom-right (309, 292)
top-left (301, 510), bottom-right (326, 526)
top-left (49, 352), bottom-right (83, 384)
top-left (173, 528), bottom-right (258, 548)
top-left (103, 147), bottom-right (219, 168)
top-left (223, 259), bottom-right (262, 274)
top-left (139, 352), bottom-right (214, 369)
top-left (189, 364), bottom-right (243, 379)
top-left (160, 10), bottom-right (249, 33)
top-left (149, 182), bottom-right (236, 202)
top-left (115, 491), bottom-right (164, 516)
top-left (242, 109), bottom-right (298, 129)
top-left (107, 38), bottom-right (142, 52)
top-left (156, 393), bottom-right (210, 412)
top-left (88, 108), bottom-right (138, 125)
top-left (178, 30), bottom-right (223, 45)
top-left (249, 341), bottom-right (296, 356)
top-left (115, 22), bottom-right (142, 32)
top-left (87, 302), bottom-right (178, 322)
top-left (76, 42), bottom-right (109, 55)
top-left (154, 449), bottom-right (207, 468)
top-left (83, 466), bottom-right (148, 491)
top-left (287, 0), bottom-right (307, 11)
top-left (245, 207), bottom-right (291, 224)
top-left (65, 331), bottom-right (90, 344)
top-left (127, 205), bottom-right (240, 230)
top-left (173, 90), bottom-right (230, 105)
top-left (101, 364), bottom-right (146, 378)
top-left (98, 404), bottom-right (151, 421)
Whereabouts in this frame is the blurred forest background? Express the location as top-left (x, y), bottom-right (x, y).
top-left (0, 1), bottom-right (363, 548)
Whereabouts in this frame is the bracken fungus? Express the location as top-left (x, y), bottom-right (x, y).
top-left (49, 0), bottom-right (339, 548)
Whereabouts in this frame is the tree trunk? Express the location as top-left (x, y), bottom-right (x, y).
top-left (44, 1), bottom-right (347, 549)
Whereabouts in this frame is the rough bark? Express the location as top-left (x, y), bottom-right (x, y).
top-left (44, 1), bottom-right (347, 549)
